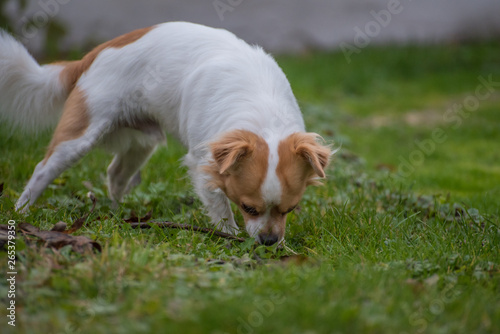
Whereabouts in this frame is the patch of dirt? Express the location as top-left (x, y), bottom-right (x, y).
top-left (363, 110), bottom-right (445, 129)
top-left (403, 110), bottom-right (444, 127)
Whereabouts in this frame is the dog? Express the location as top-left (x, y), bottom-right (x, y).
top-left (0, 22), bottom-right (331, 245)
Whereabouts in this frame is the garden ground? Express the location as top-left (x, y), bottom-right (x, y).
top-left (0, 41), bottom-right (499, 333)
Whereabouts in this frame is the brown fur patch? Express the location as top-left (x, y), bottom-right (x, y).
top-left (59, 26), bottom-right (154, 91)
top-left (269, 206), bottom-right (287, 238)
top-left (204, 130), bottom-right (269, 211)
top-left (277, 132), bottom-right (331, 207)
top-left (44, 88), bottom-right (89, 163)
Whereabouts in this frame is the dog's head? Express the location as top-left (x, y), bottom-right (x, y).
top-left (206, 130), bottom-right (331, 245)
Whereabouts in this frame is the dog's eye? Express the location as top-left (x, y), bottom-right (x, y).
top-left (282, 206), bottom-right (297, 215)
top-left (241, 203), bottom-right (259, 216)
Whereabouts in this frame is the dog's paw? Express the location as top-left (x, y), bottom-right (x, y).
top-left (219, 223), bottom-right (240, 236)
top-left (15, 198), bottom-right (30, 214)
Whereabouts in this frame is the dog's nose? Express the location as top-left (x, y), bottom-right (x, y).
top-left (258, 233), bottom-right (279, 246)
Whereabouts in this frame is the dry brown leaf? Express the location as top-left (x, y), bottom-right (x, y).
top-left (19, 222), bottom-right (101, 254)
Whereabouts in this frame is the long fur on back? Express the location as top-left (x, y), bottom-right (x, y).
top-left (0, 30), bottom-right (68, 133)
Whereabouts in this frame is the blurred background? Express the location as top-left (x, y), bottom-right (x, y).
top-left (1, 0), bottom-right (500, 212)
top-left (1, 0), bottom-right (499, 55)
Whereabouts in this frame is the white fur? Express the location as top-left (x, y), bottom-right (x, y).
top-left (0, 30), bottom-right (67, 133)
top-left (1, 22), bottom-right (307, 239)
top-left (261, 135), bottom-right (283, 205)
top-left (246, 216), bottom-right (267, 240)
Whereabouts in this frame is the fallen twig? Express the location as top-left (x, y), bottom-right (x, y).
top-left (127, 221), bottom-right (246, 242)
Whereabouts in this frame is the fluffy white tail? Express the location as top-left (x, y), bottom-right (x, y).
top-left (0, 30), bottom-right (68, 133)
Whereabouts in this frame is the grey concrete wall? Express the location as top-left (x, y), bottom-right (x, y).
top-left (4, 0), bottom-right (500, 55)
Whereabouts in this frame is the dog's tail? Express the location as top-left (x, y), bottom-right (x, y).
top-left (0, 30), bottom-right (70, 134)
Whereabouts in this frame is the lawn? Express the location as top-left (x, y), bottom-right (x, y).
top-left (0, 41), bottom-right (499, 334)
top-left (278, 42), bottom-right (500, 214)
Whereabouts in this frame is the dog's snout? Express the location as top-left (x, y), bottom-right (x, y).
top-left (258, 233), bottom-right (279, 246)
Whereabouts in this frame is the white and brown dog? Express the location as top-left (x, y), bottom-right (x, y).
top-left (0, 22), bottom-right (331, 245)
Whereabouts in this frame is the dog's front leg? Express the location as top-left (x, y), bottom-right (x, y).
top-left (191, 173), bottom-right (239, 234)
top-left (202, 188), bottom-right (240, 235)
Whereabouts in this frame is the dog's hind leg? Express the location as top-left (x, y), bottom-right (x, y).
top-left (15, 88), bottom-right (109, 212)
top-left (105, 121), bottom-right (165, 204)
top-left (106, 144), bottom-right (157, 204)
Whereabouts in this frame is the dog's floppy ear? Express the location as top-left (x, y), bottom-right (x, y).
top-left (292, 133), bottom-right (331, 178)
top-left (210, 130), bottom-right (258, 174)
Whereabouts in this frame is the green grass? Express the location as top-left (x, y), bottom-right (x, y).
top-left (277, 41), bottom-right (500, 214)
top-left (1, 42), bottom-right (499, 334)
